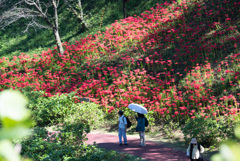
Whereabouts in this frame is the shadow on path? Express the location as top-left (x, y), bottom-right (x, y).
top-left (86, 133), bottom-right (203, 161)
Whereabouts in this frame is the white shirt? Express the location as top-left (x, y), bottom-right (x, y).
top-left (187, 144), bottom-right (204, 159)
top-left (119, 115), bottom-right (127, 129)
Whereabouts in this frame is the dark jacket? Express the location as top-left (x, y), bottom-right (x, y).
top-left (136, 117), bottom-right (145, 132)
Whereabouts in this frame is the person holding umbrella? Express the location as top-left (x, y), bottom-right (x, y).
top-left (128, 103), bottom-right (148, 147)
top-left (135, 113), bottom-right (146, 147)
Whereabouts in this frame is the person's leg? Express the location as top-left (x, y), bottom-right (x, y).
top-left (142, 131), bottom-right (145, 146)
top-left (140, 131), bottom-right (145, 147)
top-left (118, 128), bottom-right (122, 145)
top-left (139, 132), bottom-right (142, 145)
top-left (122, 128), bottom-right (127, 144)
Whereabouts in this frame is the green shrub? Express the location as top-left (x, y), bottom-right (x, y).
top-left (181, 116), bottom-right (235, 147)
top-left (24, 90), bottom-right (104, 128)
top-left (19, 122), bottom-right (90, 160)
top-left (145, 110), bottom-right (156, 128)
top-left (26, 91), bottom-right (78, 126)
top-left (162, 121), bottom-right (180, 138)
top-left (65, 102), bottom-right (104, 130)
top-left (59, 122), bottom-right (90, 145)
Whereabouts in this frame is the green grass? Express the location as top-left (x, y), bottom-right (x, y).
top-left (0, 0), bottom-right (170, 58)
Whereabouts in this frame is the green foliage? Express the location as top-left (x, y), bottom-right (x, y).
top-left (162, 121), bottom-right (180, 139)
top-left (58, 122), bottom-right (90, 145)
top-left (181, 116), bottom-right (236, 147)
top-left (65, 102), bottom-right (104, 130)
top-left (211, 123), bottom-right (240, 161)
top-left (0, 90), bottom-right (33, 161)
top-left (23, 90), bottom-right (104, 128)
top-left (145, 110), bottom-right (156, 128)
top-left (18, 122), bottom-right (90, 161)
top-left (26, 91), bottom-right (78, 126)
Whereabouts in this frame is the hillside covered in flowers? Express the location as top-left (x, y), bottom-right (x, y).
top-left (0, 0), bottom-right (239, 122)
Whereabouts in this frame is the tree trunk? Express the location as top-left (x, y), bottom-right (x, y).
top-left (52, 0), bottom-right (64, 55)
top-left (53, 28), bottom-right (64, 55)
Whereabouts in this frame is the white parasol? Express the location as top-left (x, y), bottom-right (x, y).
top-left (128, 103), bottom-right (148, 114)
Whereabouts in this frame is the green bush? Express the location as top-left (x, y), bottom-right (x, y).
top-left (181, 116), bottom-right (235, 147)
top-left (24, 90), bottom-right (104, 128)
top-left (65, 102), bottom-right (104, 130)
top-left (26, 91), bottom-right (78, 126)
top-left (162, 121), bottom-right (180, 138)
top-left (18, 122), bottom-right (90, 160)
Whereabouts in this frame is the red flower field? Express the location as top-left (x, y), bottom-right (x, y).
top-left (0, 0), bottom-right (239, 122)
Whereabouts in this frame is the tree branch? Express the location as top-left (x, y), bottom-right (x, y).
top-left (65, 0), bottom-right (88, 30)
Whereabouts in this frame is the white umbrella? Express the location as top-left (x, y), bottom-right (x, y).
top-left (128, 103), bottom-right (148, 114)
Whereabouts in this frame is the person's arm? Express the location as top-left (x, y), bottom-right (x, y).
top-left (200, 145), bottom-right (204, 153)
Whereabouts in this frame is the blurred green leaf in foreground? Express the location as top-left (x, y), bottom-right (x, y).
top-left (0, 90), bottom-right (33, 161)
top-left (212, 123), bottom-right (240, 161)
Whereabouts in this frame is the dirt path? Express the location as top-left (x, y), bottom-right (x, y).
top-left (86, 132), bottom-right (207, 161)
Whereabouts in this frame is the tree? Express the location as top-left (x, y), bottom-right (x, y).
top-left (0, 0), bottom-right (64, 55)
top-left (65, 0), bottom-right (88, 30)
top-left (122, 0), bottom-right (130, 19)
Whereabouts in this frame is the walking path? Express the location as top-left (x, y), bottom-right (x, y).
top-left (86, 132), bottom-right (206, 161)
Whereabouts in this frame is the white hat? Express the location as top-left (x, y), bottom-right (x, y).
top-left (191, 138), bottom-right (197, 144)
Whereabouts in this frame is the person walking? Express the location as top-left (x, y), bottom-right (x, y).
top-left (118, 110), bottom-right (128, 146)
top-left (187, 138), bottom-right (204, 161)
top-left (135, 113), bottom-right (146, 147)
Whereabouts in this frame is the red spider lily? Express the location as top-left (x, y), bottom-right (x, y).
top-left (0, 0), bottom-right (239, 124)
